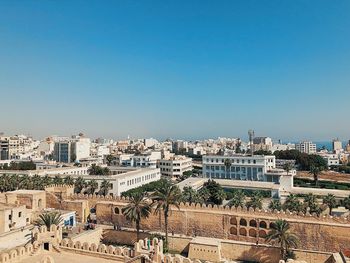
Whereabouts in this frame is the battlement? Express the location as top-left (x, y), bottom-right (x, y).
top-left (0, 243), bottom-right (54, 263)
top-left (68, 191), bottom-right (350, 225)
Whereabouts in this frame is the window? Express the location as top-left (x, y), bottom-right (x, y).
top-left (9, 214), bottom-right (12, 220)
top-left (18, 212), bottom-right (22, 218)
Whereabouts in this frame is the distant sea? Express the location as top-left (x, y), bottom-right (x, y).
top-left (310, 141), bottom-right (346, 151)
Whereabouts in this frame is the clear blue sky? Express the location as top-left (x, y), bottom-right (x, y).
top-left (1, 0), bottom-right (349, 141)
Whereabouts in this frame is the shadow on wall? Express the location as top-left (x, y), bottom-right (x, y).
top-left (239, 245), bottom-right (280, 263)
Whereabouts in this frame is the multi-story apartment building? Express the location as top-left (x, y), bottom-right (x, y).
top-left (252, 137), bottom-right (273, 152)
top-left (332, 139), bottom-right (343, 153)
top-left (0, 135), bottom-right (36, 160)
top-left (71, 137), bottom-right (91, 161)
top-left (53, 141), bottom-right (72, 163)
top-left (295, 141), bottom-right (317, 154)
top-left (158, 155), bottom-right (193, 178)
top-left (202, 154), bottom-right (292, 183)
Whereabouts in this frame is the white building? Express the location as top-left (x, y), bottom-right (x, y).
top-left (144, 138), bottom-right (158, 148)
top-left (252, 137), bottom-right (273, 152)
top-left (202, 154), bottom-right (295, 183)
top-left (71, 137), bottom-right (91, 161)
top-left (158, 155), bottom-right (193, 178)
top-left (71, 167), bottom-right (161, 196)
top-left (295, 141), bottom-right (317, 154)
top-left (332, 139), bottom-right (343, 153)
top-left (319, 153), bottom-right (340, 166)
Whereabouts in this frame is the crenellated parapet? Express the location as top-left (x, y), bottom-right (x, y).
top-left (66, 192), bottom-right (350, 225)
top-left (175, 202), bottom-right (350, 224)
top-left (60, 238), bottom-right (134, 258)
top-left (0, 244), bottom-right (54, 263)
top-left (32, 224), bottom-right (63, 245)
top-left (70, 192), bottom-right (130, 202)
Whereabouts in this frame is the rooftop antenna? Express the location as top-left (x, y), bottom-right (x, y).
top-left (248, 129), bottom-right (255, 156)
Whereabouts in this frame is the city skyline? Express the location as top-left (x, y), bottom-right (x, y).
top-left (1, 1), bottom-right (350, 140)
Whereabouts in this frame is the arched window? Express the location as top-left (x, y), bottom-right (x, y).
top-left (230, 217), bottom-right (237, 225)
top-left (239, 228), bottom-right (247, 236)
top-left (249, 228), bottom-right (257, 237)
top-left (230, 227), bottom-right (237, 235)
top-left (249, 219), bottom-right (257, 227)
top-left (259, 230), bottom-right (267, 238)
top-left (259, 221), bottom-right (267, 229)
top-left (38, 199), bottom-right (42, 208)
top-left (114, 207), bottom-right (120, 214)
top-left (239, 218), bottom-right (247, 226)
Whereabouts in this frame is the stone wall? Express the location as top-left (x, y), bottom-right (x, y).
top-left (89, 198), bottom-right (350, 253)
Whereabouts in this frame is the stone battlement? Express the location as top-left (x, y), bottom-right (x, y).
top-left (68, 192), bottom-right (350, 225)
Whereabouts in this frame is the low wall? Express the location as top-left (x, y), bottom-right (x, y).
top-left (70, 227), bottom-right (103, 244)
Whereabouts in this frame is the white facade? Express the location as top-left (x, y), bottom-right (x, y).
top-left (332, 139), bottom-right (343, 153)
top-left (72, 137), bottom-right (91, 161)
top-left (295, 141), bottom-right (317, 154)
top-left (202, 154), bottom-right (291, 183)
top-left (158, 155), bottom-right (193, 178)
top-left (72, 168), bottom-right (161, 196)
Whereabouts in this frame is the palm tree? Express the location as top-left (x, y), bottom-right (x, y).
top-left (74, 176), bottom-right (86, 193)
top-left (42, 175), bottom-right (52, 187)
top-left (323, 194), bottom-right (337, 215)
top-left (19, 175), bottom-right (32, 189)
top-left (32, 174), bottom-right (44, 190)
top-left (309, 166), bottom-right (322, 186)
top-left (53, 175), bottom-right (63, 185)
top-left (283, 194), bottom-right (302, 213)
top-left (228, 190), bottom-right (245, 208)
top-left (224, 159), bottom-right (232, 179)
top-left (283, 163), bottom-right (293, 175)
top-left (246, 192), bottom-right (263, 210)
top-left (303, 193), bottom-right (321, 215)
top-left (99, 179), bottom-right (111, 196)
top-left (152, 183), bottom-right (182, 250)
top-left (64, 176), bottom-right (75, 185)
top-left (122, 192), bottom-right (151, 241)
top-left (269, 199), bottom-right (282, 211)
top-left (213, 188), bottom-right (226, 205)
top-left (86, 179), bottom-right (98, 195)
top-left (266, 219), bottom-right (299, 260)
top-left (35, 211), bottom-right (63, 228)
top-left (343, 195), bottom-right (350, 210)
top-left (181, 186), bottom-right (201, 204)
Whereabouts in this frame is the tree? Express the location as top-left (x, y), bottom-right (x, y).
top-left (227, 190), bottom-right (245, 208)
top-left (86, 180), bottom-right (98, 195)
top-left (88, 164), bottom-right (110, 175)
top-left (269, 199), bottom-right (282, 211)
top-left (19, 175), bottom-right (32, 189)
top-left (53, 175), bottom-right (63, 185)
top-left (35, 211), bottom-right (63, 228)
top-left (246, 192), bottom-right (263, 210)
top-left (343, 195), bottom-right (350, 210)
top-left (106, 154), bottom-right (115, 166)
top-left (283, 163), bottom-right (293, 175)
top-left (32, 174), bottom-right (44, 190)
top-left (122, 192), bottom-right (151, 241)
top-left (202, 180), bottom-right (226, 205)
top-left (64, 176), bottom-right (75, 185)
top-left (309, 166), bottom-right (323, 186)
top-left (99, 179), bottom-right (111, 196)
top-left (266, 219), bottom-right (299, 260)
top-left (224, 159), bottom-right (232, 179)
top-left (181, 186), bottom-right (201, 204)
top-left (152, 182), bottom-right (182, 250)
top-left (283, 194), bottom-right (302, 213)
top-left (323, 194), bottom-right (337, 215)
top-left (303, 193), bottom-right (322, 215)
top-left (74, 177), bottom-right (86, 193)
